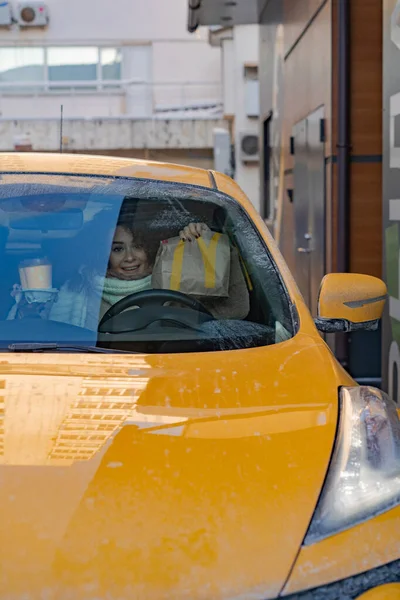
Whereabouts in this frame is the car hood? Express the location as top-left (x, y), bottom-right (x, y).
top-left (0, 333), bottom-right (350, 600)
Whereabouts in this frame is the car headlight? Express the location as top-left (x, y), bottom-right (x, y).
top-left (305, 386), bottom-right (400, 544)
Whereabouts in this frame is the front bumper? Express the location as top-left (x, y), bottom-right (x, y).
top-left (282, 558), bottom-right (400, 599)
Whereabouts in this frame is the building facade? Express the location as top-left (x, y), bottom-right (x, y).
top-left (0, 0), bottom-right (225, 168)
top-left (188, 0), bottom-right (384, 386)
top-left (209, 24), bottom-right (261, 210)
top-left (0, 0), bottom-right (221, 120)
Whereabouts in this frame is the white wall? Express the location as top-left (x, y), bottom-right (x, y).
top-left (2, 0), bottom-right (205, 43)
top-left (0, 117), bottom-right (226, 151)
top-left (222, 38), bottom-right (235, 116)
top-left (227, 25), bottom-right (260, 211)
top-left (152, 41), bottom-right (221, 108)
top-left (0, 0), bottom-right (222, 118)
top-left (0, 93), bottom-right (124, 119)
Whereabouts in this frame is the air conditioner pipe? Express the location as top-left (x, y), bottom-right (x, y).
top-left (336, 0), bottom-right (351, 367)
top-left (337, 0), bottom-right (350, 273)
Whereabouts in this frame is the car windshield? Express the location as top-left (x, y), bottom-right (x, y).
top-left (0, 173), bottom-right (294, 353)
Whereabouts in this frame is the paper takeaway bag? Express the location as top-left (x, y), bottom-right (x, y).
top-left (152, 231), bottom-right (231, 298)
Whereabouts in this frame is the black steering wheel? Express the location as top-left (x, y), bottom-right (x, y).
top-left (98, 289), bottom-right (215, 334)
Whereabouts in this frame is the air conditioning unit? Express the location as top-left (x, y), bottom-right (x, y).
top-left (0, 2), bottom-right (12, 26)
top-left (239, 132), bottom-right (260, 163)
top-left (17, 2), bottom-right (49, 27)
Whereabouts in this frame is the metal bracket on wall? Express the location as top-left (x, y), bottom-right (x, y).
top-left (290, 136), bottom-right (295, 155)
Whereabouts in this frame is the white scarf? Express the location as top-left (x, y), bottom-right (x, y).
top-left (43, 274), bottom-right (152, 330)
top-left (94, 274), bottom-right (152, 307)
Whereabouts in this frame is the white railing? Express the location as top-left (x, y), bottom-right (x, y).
top-left (0, 79), bottom-right (223, 119)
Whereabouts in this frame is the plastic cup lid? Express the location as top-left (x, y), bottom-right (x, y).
top-left (19, 257), bottom-right (51, 268)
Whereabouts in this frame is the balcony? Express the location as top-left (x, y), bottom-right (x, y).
top-left (0, 79), bottom-right (222, 119)
top-left (0, 80), bottom-right (225, 153)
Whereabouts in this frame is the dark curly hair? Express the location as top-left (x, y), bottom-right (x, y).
top-left (115, 211), bottom-right (161, 267)
top-left (67, 206), bottom-right (163, 292)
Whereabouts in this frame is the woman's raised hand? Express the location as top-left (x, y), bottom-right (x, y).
top-left (11, 284), bottom-right (22, 299)
top-left (179, 222), bottom-right (210, 242)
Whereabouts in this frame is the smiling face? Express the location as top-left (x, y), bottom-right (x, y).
top-left (108, 226), bottom-right (152, 281)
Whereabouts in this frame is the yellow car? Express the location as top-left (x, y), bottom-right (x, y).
top-left (0, 152), bottom-right (399, 600)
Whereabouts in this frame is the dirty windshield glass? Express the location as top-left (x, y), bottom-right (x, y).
top-left (0, 174), bottom-right (294, 353)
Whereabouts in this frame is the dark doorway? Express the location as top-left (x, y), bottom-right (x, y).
top-left (262, 113), bottom-right (272, 219)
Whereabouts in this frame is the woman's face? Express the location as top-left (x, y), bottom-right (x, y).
top-left (108, 226), bottom-right (152, 281)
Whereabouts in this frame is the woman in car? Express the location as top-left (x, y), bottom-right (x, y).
top-left (16, 213), bottom-right (250, 331)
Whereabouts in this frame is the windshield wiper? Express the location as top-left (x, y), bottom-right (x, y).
top-left (8, 343), bottom-right (131, 354)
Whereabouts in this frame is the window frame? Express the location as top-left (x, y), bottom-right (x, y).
top-left (0, 46), bottom-right (46, 88)
top-left (0, 45), bottom-right (123, 93)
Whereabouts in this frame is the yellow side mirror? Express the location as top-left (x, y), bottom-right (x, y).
top-left (315, 273), bottom-right (387, 333)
